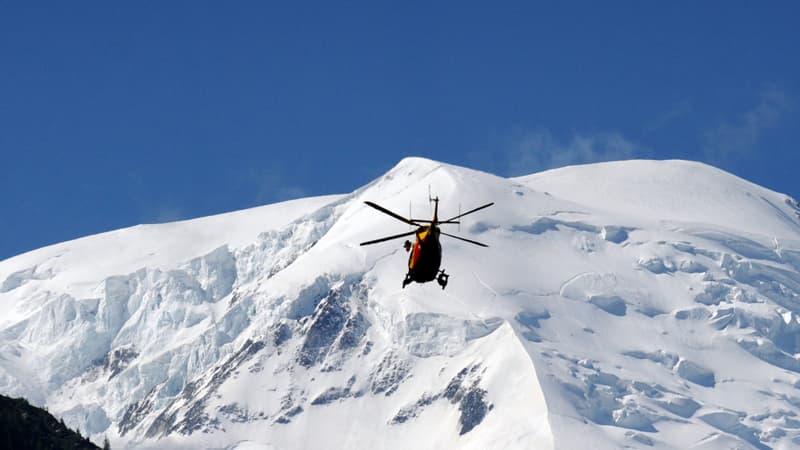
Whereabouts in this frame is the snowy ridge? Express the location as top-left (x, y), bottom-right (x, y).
top-left (2, 157), bottom-right (800, 449)
top-left (517, 159), bottom-right (800, 238)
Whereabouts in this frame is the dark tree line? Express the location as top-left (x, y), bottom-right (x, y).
top-left (0, 395), bottom-right (104, 450)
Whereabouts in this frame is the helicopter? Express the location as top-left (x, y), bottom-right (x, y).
top-left (359, 196), bottom-right (493, 289)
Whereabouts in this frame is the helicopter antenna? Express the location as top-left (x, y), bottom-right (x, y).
top-left (427, 185), bottom-right (439, 207)
top-left (428, 185), bottom-right (433, 213)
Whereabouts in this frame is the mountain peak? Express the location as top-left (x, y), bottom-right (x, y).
top-left (393, 155), bottom-right (443, 170)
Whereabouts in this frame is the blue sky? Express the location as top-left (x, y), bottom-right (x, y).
top-left (2, 2), bottom-right (798, 260)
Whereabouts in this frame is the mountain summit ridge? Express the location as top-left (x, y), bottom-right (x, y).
top-left (2, 158), bottom-right (800, 449)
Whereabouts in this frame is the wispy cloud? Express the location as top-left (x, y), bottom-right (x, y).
top-left (150, 204), bottom-right (188, 223)
top-left (495, 129), bottom-right (648, 177)
top-left (125, 172), bottom-right (186, 223)
top-left (240, 166), bottom-right (308, 205)
top-left (124, 172), bottom-right (191, 224)
top-left (703, 87), bottom-right (792, 163)
top-left (643, 99), bottom-right (693, 134)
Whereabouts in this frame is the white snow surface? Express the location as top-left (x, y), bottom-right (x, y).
top-left (2, 157), bottom-right (800, 450)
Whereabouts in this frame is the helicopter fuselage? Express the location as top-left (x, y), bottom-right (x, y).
top-left (407, 225), bottom-right (442, 283)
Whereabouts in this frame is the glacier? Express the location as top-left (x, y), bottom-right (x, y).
top-left (2, 157), bottom-right (800, 449)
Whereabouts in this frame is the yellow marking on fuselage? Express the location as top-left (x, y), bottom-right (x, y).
top-left (418, 227), bottom-right (430, 241)
top-left (409, 226), bottom-right (431, 270)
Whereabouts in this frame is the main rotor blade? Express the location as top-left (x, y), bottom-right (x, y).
top-left (364, 201), bottom-right (420, 227)
top-left (411, 219), bottom-right (460, 225)
top-left (440, 231), bottom-right (489, 247)
top-left (443, 202), bottom-right (494, 222)
top-left (360, 230), bottom-right (417, 246)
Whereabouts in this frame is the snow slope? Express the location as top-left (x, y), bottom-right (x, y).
top-left (2, 157), bottom-right (800, 449)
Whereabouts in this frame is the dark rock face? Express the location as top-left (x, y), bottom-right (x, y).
top-left (271, 321), bottom-right (293, 347)
top-left (296, 279), bottom-right (368, 369)
top-left (175, 402), bottom-right (215, 435)
top-left (338, 311), bottom-right (367, 351)
top-left (217, 403), bottom-right (258, 423)
top-left (274, 406), bottom-right (303, 425)
top-left (390, 364), bottom-right (491, 435)
top-left (443, 367), bottom-right (472, 401)
top-left (442, 366), bottom-right (491, 435)
top-left (391, 394), bottom-right (438, 425)
top-left (105, 346), bottom-right (139, 379)
top-left (275, 390), bottom-right (306, 425)
top-left (119, 388), bottom-right (156, 436)
top-left (457, 387), bottom-right (490, 435)
top-left (311, 376), bottom-right (357, 405)
top-left (144, 410), bottom-right (177, 439)
top-left (369, 352), bottom-right (410, 396)
top-left (297, 293), bottom-right (349, 367)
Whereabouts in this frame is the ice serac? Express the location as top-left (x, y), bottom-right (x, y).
top-left (2, 157), bottom-right (800, 449)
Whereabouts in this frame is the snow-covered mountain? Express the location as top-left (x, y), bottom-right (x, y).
top-left (2, 157), bottom-right (800, 449)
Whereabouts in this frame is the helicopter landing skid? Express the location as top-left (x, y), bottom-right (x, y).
top-left (402, 273), bottom-right (412, 289)
top-left (401, 271), bottom-right (449, 289)
top-left (437, 270), bottom-right (449, 290)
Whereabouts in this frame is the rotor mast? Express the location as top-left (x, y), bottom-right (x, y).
top-left (428, 185), bottom-right (439, 226)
